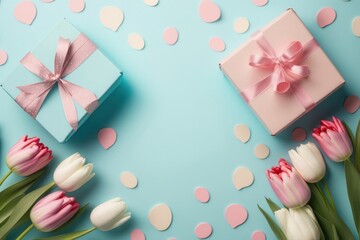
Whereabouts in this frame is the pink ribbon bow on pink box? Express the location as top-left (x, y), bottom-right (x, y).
top-left (242, 31), bottom-right (319, 110)
top-left (16, 34), bottom-right (99, 130)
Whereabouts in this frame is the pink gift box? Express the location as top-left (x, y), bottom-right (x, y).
top-left (220, 9), bottom-right (345, 135)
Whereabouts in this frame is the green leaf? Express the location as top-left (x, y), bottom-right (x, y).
top-left (0, 195), bottom-right (24, 227)
top-left (265, 198), bottom-right (281, 213)
top-left (314, 211), bottom-right (338, 240)
top-left (54, 204), bottom-right (89, 232)
top-left (344, 159), bottom-right (360, 236)
top-left (355, 119), bottom-right (360, 172)
top-left (0, 170), bottom-right (44, 211)
top-left (308, 184), bottom-right (355, 240)
top-left (331, 224), bottom-right (340, 240)
top-left (258, 205), bottom-right (287, 240)
top-left (36, 227), bottom-right (96, 240)
top-left (343, 121), bottom-right (355, 150)
top-left (0, 181), bottom-right (55, 239)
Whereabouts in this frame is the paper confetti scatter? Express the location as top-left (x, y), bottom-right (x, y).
top-left (194, 222), bottom-right (213, 239)
top-left (98, 128), bottom-right (117, 150)
top-left (120, 171), bottom-right (138, 189)
top-left (233, 167), bottom-right (254, 190)
top-left (198, 0), bottom-right (221, 23)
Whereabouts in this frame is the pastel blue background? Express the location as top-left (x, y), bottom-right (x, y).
top-left (0, 0), bottom-right (359, 239)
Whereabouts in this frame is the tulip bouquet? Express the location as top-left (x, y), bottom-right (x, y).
top-left (259, 116), bottom-right (360, 240)
top-left (0, 135), bottom-right (132, 239)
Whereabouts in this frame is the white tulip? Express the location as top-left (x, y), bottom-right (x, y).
top-left (53, 153), bottom-right (95, 192)
top-left (90, 197), bottom-right (131, 231)
top-left (288, 142), bottom-right (326, 183)
top-left (275, 205), bottom-right (321, 240)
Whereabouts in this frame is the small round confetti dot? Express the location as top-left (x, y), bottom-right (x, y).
top-left (120, 171), bottom-right (138, 189)
top-left (198, 0), bottom-right (221, 23)
top-left (144, 0), bottom-right (159, 7)
top-left (148, 204), bottom-right (172, 231)
top-left (69, 0), bottom-right (85, 13)
top-left (234, 17), bottom-right (250, 33)
top-left (195, 187), bottom-right (210, 203)
top-left (292, 127), bottom-right (307, 142)
top-left (163, 27), bottom-right (178, 45)
top-left (128, 33), bottom-right (145, 50)
top-left (234, 124), bottom-right (251, 143)
top-left (344, 95), bottom-right (360, 114)
top-left (252, 0), bottom-right (268, 7)
top-left (317, 7), bottom-right (336, 28)
top-left (254, 144), bottom-right (270, 159)
top-left (0, 50), bottom-right (8, 65)
top-left (195, 222), bottom-right (212, 239)
top-left (209, 37), bottom-right (225, 52)
top-left (252, 230), bottom-right (266, 240)
top-left (131, 229), bottom-right (146, 240)
top-left (352, 17), bottom-right (360, 37)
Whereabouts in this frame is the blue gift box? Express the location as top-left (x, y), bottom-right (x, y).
top-left (1, 21), bottom-right (122, 143)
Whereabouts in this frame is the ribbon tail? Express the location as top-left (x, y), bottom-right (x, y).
top-left (290, 82), bottom-right (315, 110)
top-left (60, 79), bottom-right (99, 113)
top-left (58, 82), bottom-right (79, 130)
top-left (241, 74), bottom-right (274, 102)
top-left (15, 81), bottom-right (56, 118)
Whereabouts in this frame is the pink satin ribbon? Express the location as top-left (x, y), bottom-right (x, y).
top-left (16, 34), bottom-right (99, 130)
top-left (241, 32), bottom-right (319, 110)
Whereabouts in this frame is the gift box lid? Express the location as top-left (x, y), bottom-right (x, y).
top-left (220, 9), bottom-right (345, 135)
top-left (1, 20), bottom-right (122, 143)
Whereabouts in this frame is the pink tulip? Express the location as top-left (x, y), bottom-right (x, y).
top-left (312, 116), bottom-right (353, 162)
top-left (266, 159), bottom-right (311, 208)
top-left (6, 135), bottom-right (53, 176)
top-left (30, 191), bottom-right (79, 232)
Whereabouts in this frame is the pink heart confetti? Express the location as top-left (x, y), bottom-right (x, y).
top-left (344, 95), bottom-right (360, 114)
top-left (225, 204), bottom-right (248, 228)
top-left (14, 1), bottom-right (37, 25)
top-left (194, 187), bottom-right (210, 203)
top-left (291, 127), bottom-right (307, 142)
top-left (98, 128), bottom-right (117, 150)
top-left (131, 229), bottom-right (146, 240)
top-left (163, 27), bottom-right (179, 45)
top-left (209, 37), bottom-right (225, 52)
top-left (194, 222), bottom-right (212, 239)
top-left (0, 50), bottom-right (8, 66)
top-left (252, 230), bottom-right (266, 240)
top-left (198, 0), bottom-right (221, 23)
top-left (69, 0), bottom-right (85, 13)
top-left (252, 0), bottom-right (268, 7)
top-left (317, 7), bottom-right (336, 28)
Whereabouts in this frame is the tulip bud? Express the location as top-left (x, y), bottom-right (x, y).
top-left (90, 197), bottom-right (131, 231)
top-left (266, 159), bottom-right (311, 208)
top-left (275, 205), bottom-right (321, 240)
top-left (30, 191), bottom-right (79, 232)
top-left (312, 116), bottom-right (353, 162)
top-left (288, 142), bottom-right (326, 183)
top-left (6, 135), bottom-right (53, 176)
top-left (53, 153), bottom-right (95, 192)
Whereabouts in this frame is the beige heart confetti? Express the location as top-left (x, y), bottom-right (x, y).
top-left (232, 167), bottom-right (254, 190)
top-left (100, 6), bottom-right (124, 32)
top-left (254, 144), bottom-right (270, 159)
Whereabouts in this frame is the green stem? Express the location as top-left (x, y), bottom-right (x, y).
top-left (322, 179), bottom-right (337, 213)
top-left (78, 227), bottom-right (96, 238)
top-left (16, 223), bottom-right (33, 240)
top-left (0, 170), bottom-right (12, 186)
